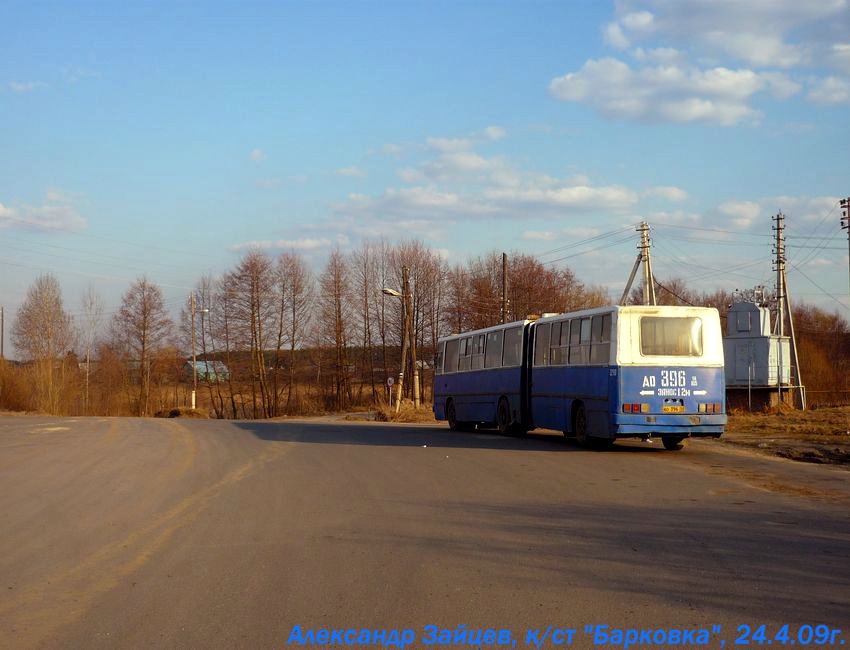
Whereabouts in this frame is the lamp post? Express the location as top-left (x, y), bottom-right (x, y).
top-left (190, 293), bottom-right (209, 411)
top-left (382, 266), bottom-right (420, 412)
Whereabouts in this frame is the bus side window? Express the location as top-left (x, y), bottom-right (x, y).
top-left (568, 319), bottom-right (581, 364)
top-left (502, 326), bottom-right (522, 366)
top-left (444, 339), bottom-right (459, 373)
top-left (534, 323), bottom-right (551, 366)
top-left (485, 329), bottom-right (504, 368)
top-left (550, 322), bottom-right (566, 365)
top-left (471, 334), bottom-right (485, 370)
top-left (459, 337), bottom-right (472, 371)
top-left (590, 314), bottom-right (611, 364)
top-left (580, 317), bottom-right (592, 364)
top-left (568, 318), bottom-right (591, 364)
top-left (435, 342), bottom-right (444, 375)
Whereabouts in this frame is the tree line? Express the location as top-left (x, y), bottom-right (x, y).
top-left (2, 239), bottom-right (849, 417)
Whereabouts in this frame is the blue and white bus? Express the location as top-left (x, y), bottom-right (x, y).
top-left (433, 305), bottom-right (726, 450)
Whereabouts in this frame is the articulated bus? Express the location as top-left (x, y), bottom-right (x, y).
top-left (433, 305), bottom-right (726, 450)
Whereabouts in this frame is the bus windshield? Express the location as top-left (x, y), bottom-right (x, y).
top-left (640, 317), bottom-right (703, 357)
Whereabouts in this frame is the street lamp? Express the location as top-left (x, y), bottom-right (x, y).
top-left (382, 266), bottom-right (420, 412)
top-left (190, 293), bottom-right (209, 411)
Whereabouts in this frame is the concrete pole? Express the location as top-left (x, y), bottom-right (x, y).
top-left (403, 266), bottom-right (420, 409)
top-left (191, 292), bottom-right (197, 410)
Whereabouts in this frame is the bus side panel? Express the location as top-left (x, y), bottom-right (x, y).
top-left (435, 367), bottom-right (523, 425)
top-left (530, 366), bottom-right (610, 434)
top-left (613, 366), bottom-right (726, 436)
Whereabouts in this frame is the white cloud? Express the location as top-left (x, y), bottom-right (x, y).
top-left (771, 195), bottom-right (842, 223)
top-left (398, 168), bottom-right (424, 183)
top-left (585, 0), bottom-right (849, 116)
top-left (335, 166), bottom-right (367, 178)
top-left (380, 143), bottom-right (404, 156)
top-left (646, 210), bottom-right (701, 226)
top-left (9, 81), bottom-right (46, 93)
top-left (831, 43), bottom-right (850, 75)
top-left (621, 10), bottom-right (655, 32)
top-left (480, 126), bottom-right (506, 141)
top-left (609, 0), bottom-right (846, 68)
top-left (521, 230), bottom-right (557, 241)
top-left (423, 151), bottom-right (502, 181)
top-left (426, 137), bottom-right (472, 153)
top-left (716, 200), bottom-right (762, 229)
top-left (808, 76), bottom-right (850, 104)
top-left (672, 195), bottom-right (840, 234)
top-left (249, 148), bottom-right (267, 162)
top-left (645, 186), bottom-right (689, 202)
top-left (550, 58), bottom-right (803, 125)
top-left (63, 67), bottom-right (97, 84)
top-left (426, 126), bottom-right (507, 153)
top-left (604, 22), bottom-right (630, 50)
top-left (761, 72), bottom-right (802, 99)
top-left (633, 47), bottom-right (683, 65)
top-left (484, 183), bottom-right (639, 212)
top-left (0, 190), bottom-right (86, 232)
top-left (231, 237), bottom-right (333, 252)
top-left (549, 58), bottom-right (775, 126)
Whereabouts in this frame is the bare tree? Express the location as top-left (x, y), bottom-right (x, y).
top-left (229, 250), bottom-right (276, 418)
top-left (210, 275), bottom-right (242, 418)
top-left (350, 242), bottom-right (380, 403)
top-left (12, 274), bottom-right (74, 413)
top-left (112, 277), bottom-right (173, 416)
top-left (316, 248), bottom-right (353, 410)
top-left (275, 251), bottom-right (312, 413)
top-left (80, 284), bottom-right (104, 415)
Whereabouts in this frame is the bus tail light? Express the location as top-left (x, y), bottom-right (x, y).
top-left (698, 403), bottom-right (723, 413)
top-left (623, 403), bottom-right (650, 413)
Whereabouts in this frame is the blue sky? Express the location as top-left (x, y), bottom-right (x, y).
top-left (1, 0), bottom-right (849, 351)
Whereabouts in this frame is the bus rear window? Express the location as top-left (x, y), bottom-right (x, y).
top-left (640, 317), bottom-right (703, 357)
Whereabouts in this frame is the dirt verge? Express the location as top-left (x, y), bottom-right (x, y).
top-left (723, 406), bottom-right (850, 466)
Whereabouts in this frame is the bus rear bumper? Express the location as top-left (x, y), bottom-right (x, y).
top-left (612, 413), bottom-right (726, 438)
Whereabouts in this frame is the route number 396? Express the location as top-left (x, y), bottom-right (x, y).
top-left (660, 370), bottom-right (687, 387)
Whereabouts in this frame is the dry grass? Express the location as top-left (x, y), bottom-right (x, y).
top-left (373, 400), bottom-right (436, 423)
top-left (727, 405), bottom-right (850, 438)
top-left (725, 406), bottom-right (850, 465)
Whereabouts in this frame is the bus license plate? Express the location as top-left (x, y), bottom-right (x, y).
top-left (663, 405), bottom-right (685, 413)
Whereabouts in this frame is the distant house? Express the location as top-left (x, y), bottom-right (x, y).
top-left (184, 360), bottom-right (230, 383)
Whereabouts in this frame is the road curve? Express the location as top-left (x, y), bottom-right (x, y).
top-left (1, 416), bottom-right (848, 649)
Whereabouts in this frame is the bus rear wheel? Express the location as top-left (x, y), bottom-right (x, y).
top-left (496, 397), bottom-right (514, 435)
top-left (447, 400), bottom-right (467, 432)
top-left (573, 403), bottom-right (590, 447)
top-left (662, 436), bottom-right (687, 450)
top-left (572, 404), bottom-right (612, 449)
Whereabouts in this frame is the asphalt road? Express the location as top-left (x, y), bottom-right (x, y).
top-left (1, 416), bottom-right (849, 649)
